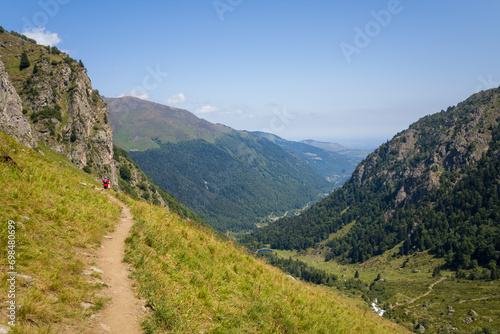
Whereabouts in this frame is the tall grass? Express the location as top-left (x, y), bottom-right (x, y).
top-left (124, 198), bottom-right (409, 333)
top-left (0, 133), bottom-right (121, 332)
top-left (0, 130), bottom-right (409, 333)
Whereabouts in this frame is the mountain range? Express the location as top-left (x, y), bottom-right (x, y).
top-left (300, 139), bottom-right (370, 159)
top-left (2, 27), bottom-right (499, 333)
top-left (0, 27), bottom-right (408, 334)
top-left (106, 96), bottom-right (365, 233)
top-left (254, 132), bottom-right (364, 186)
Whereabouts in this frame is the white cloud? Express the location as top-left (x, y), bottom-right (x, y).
top-left (23, 28), bottom-right (61, 46)
top-left (195, 105), bottom-right (219, 114)
top-left (165, 93), bottom-right (186, 105)
top-left (118, 90), bottom-right (149, 100)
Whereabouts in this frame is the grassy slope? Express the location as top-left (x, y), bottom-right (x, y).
top-left (272, 247), bottom-right (500, 334)
top-left (122, 196), bottom-right (409, 333)
top-left (0, 132), bottom-right (122, 333)
top-left (0, 131), bottom-right (407, 333)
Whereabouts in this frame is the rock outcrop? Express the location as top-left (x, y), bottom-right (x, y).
top-left (0, 30), bottom-right (116, 184)
top-left (0, 59), bottom-right (36, 148)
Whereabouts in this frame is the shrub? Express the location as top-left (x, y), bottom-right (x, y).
top-left (91, 90), bottom-right (100, 105)
top-left (51, 46), bottom-right (61, 55)
top-left (70, 126), bottom-right (78, 143)
top-left (41, 106), bottom-right (62, 121)
top-left (30, 107), bottom-right (62, 123)
top-left (119, 164), bottom-right (132, 181)
top-left (137, 182), bottom-right (148, 191)
top-left (64, 56), bottom-right (76, 65)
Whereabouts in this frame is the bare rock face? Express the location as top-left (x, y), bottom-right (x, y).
top-left (0, 59), bottom-right (36, 148)
top-left (23, 58), bottom-right (115, 180)
top-left (0, 31), bottom-right (116, 185)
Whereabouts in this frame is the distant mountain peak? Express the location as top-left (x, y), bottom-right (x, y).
top-left (300, 139), bottom-right (350, 152)
top-left (104, 96), bottom-right (232, 150)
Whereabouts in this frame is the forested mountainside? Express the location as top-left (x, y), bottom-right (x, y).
top-left (242, 87), bottom-right (500, 271)
top-left (106, 96), bottom-right (339, 233)
top-left (254, 131), bottom-right (365, 188)
top-left (112, 145), bottom-right (202, 223)
top-left (128, 132), bottom-right (332, 233)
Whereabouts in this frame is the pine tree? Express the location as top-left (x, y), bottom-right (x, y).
top-left (19, 52), bottom-right (31, 70)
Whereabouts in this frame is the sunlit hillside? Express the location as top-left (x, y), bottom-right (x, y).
top-left (0, 131), bottom-right (409, 333)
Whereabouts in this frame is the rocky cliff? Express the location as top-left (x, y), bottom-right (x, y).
top-left (0, 59), bottom-right (36, 148)
top-left (353, 88), bottom-right (500, 207)
top-left (0, 29), bottom-right (116, 184)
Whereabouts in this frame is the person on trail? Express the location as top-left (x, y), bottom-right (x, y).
top-left (102, 177), bottom-right (110, 189)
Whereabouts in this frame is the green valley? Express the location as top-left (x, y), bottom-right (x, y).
top-left (266, 246), bottom-right (499, 333)
top-left (1, 23), bottom-right (499, 334)
top-left (107, 96), bottom-right (361, 234)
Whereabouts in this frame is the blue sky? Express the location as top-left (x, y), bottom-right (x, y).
top-left (1, 0), bottom-right (500, 149)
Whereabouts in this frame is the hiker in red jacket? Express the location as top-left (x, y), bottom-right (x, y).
top-left (102, 177), bottom-right (110, 189)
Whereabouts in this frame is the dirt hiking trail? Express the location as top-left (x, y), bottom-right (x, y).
top-left (83, 195), bottom-right (146, 333)
top-left (407, 277), bottom-right (447, 305)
